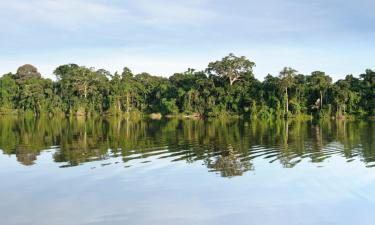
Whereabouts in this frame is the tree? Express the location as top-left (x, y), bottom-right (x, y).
top-left (54, 64), bottom-right (108, 115)
top-left (308, 71), bottom-right (332, 111)
top-left (169, 69), bottom-right (208, 114)
top-left (332, 80), bottom-right (350, 118)
top-left (121, 67), bottom-right (135, 112)
top-left (0, 74), bottom-right (17, 110)
top-left (15, 64), bottom-right (41, 81)
top-left (279, 67), bottom-right (297, 115)
top-left (207, 53), bottom-right (255, 86)
top-left (262, 74), bottom-right (283, 116)
top-left (360, 69), bottom-right (375, 116)
top-left (135, 73), bottom-right (167, 112)
top-left (109, 72), bottom-right (122, 113)
top-left (16, 77), bottom-right (45, 114)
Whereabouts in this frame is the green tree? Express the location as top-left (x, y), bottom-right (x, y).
top-left (15, 64), bottom-right (41, 81)
top-left (279, 67), bottom-right (297, 116)
top-left (360, 69), bottom-right (375, 116)
top-left (207, 53), bottom-right (255, 86)
top-left (0, 74), bottom-right (17, 110)
top-left (308, 71), bottom-right (332, 111)
top-left (54, 64), bottom-right (108, 115)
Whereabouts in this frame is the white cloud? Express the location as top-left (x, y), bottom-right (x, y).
top-left (0, 0), bottom-right (373, 80)
top-left (0, 0), bottom-right (127, 30)
top-left (1, 0), bottom-right (216, 31)
top-left (127, 0), bottom-right (216, 26)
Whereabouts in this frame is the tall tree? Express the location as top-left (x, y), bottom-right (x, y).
top-left (360, 69), bottom-right (375, 116)
top-left (332, 80), bottom-right (350, 118)
top-left (207, 53), bottom-right (255, 86)
top-left (279, 67), bottom-right (297, 115)
top-left (54, 64), bottom-right (108, 115)
top-left (121, 67), bottom-right (135, 113)
top-left (308, 71), bottom-right (332, 110)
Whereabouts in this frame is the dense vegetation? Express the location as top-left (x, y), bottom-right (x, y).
top-left (0, 54), bottom-right (374, 119)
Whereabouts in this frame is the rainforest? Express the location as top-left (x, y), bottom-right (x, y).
top-left (0, 54), bottom-right (374, 119)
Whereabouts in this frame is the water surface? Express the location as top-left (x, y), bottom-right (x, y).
top-left (0, 117), bottom-right (374, 225)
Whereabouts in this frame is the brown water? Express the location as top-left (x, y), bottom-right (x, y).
top-left (0, 116), bottom-right (374, 225)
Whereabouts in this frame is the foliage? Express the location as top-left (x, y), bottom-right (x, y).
top-left (0, 54), bottom-right (374, 119)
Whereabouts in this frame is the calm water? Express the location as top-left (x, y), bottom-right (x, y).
top-left (0, 116), bottom-right (374, 225)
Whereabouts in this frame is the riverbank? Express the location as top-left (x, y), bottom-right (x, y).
top-left (1, 109), bottom-right (374, 121)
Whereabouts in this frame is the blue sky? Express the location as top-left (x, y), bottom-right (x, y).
top-left (1, 0), bottom-right (374, 80)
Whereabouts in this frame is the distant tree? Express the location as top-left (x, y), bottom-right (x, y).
top-left (54, 64), bottom-right (108, 115)
top-left (121, 67), bottom-right (136, 112)
top-left (360, 69), bottom-right (375, 116)
top-left (15, 64), bottom-right (41, 81)
top-left (308, 71), bottom-right (332, 110)
top-left (0, 73), bottom-right (17, 109)
top-left (279, 67), bottom-right (297, 115)
top-left (262, 74), bottom-right (283, 117)
top-left (332, 80), bottom-right (350, 118)
top-left (207, 53), bottom-right (255, 86)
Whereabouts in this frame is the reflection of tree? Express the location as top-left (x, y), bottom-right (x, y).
top-left (0, 116), bottom-right (374, 173)
top-left (206, 144), bottom-right (253, 177)
top-left (53, 118), bottom-right (112, 167)
top-left (15, 145), bottom-right (38, 166)
top-left (0, 116), bottom-right (58, 166)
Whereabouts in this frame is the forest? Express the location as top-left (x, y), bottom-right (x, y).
top-left (0, 54), bottom-right (374, 119)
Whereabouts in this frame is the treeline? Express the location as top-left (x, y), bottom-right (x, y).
top-left (0, 54), bottom-right (374, 119)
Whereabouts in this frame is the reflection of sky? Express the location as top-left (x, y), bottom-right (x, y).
top-left (1, 150), bottom-right (375, 225)
top-left (1, 0), bottom-right (375, 80)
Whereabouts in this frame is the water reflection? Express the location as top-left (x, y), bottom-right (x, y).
top-left (0, 116), bottom-right (374, 177)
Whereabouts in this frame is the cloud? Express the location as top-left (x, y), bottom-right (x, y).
top-left (1, 0), bottom-right (127, 30)
top-left (0, 0), bottom-right (374, 81)
top-left (1, 0), bottom-right (216, 30)
top-left (126, 0), bottom-right (216, 26)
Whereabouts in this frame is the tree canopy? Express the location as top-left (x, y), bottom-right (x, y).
top-left (0, 54), bottom-right (374, 119)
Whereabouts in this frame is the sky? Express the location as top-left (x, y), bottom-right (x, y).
top-left (1, 0), bottom-right (374, 80)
